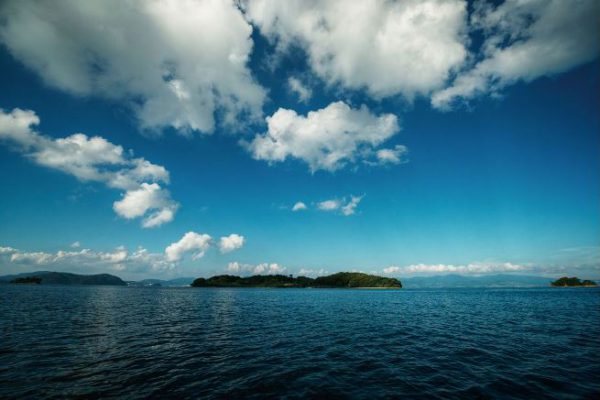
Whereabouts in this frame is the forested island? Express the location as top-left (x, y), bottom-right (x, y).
top-left (191, 272), bottom-right (402, 288)
top-left (551, 277), bottom-right (598, 287)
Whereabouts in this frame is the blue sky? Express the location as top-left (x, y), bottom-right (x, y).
top-left (0, 0), bottom-right (598, 279)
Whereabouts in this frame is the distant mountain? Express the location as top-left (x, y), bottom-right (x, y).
top-left (400, 274), bottom-right (553, 289)
top-left (128, 277), bottom-right (194, 287)
top-left (0, 271), bottom-right (126, 286)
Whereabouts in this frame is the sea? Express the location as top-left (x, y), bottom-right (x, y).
top-left (1, 285), bottom-right (599, 399)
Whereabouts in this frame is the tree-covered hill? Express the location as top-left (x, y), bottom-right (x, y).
top-left (191, 272), bottom-right (402, 288)
top-left (551, 277), bottom-right (597, 287)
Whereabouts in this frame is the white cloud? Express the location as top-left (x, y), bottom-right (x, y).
top-left (71, 241), bottom-right (81, 248)
top-left (376, 145), bottom-right (408, 165)
top-left (249, 101), bottom-right (400, 172)
top-left (341, 195), bottom-right (363, 216)
top-left (0, 108), bottom-right (178, 227)
top-left (288, 77), bottom-right (312, 103)
top-left (432, 0), bottom-right (600, 109)
top-left (317, 199), bottom-right (341, 211)
top-left (0, 247), bottom-right (17, 254)
top-left (1, 245), bottom-right (174, 276)
top-left (317, 195), bottom-right (363, 216)
top-left (219, 234), bottom-right (245, 253)
top-left (227, 261), bottom-right (286, 275)
top-left (0, 0), bottom-right (265, 133)
top-left (113, 183), bottom-right (178, 228)
top-left (165, 232), bottom-right (212, 262)
top-left (297, 268), bottom-right (328, 277)
top-left (383, 262), bottom-right (527, 276)
top-left (244, 0), bottom-right (468, 99)
top-left (292, 201), bottom-right (307, 211)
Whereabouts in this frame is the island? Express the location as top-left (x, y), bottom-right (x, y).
top-left (0, 271), bottom-right (127, 286)
top-left (191, 272), bottom-right (402, 288)
top-left (551, 277), bottom-right (598, 287)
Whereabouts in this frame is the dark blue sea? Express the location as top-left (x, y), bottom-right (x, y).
top-left (1, 286), bottom-right (599, 399)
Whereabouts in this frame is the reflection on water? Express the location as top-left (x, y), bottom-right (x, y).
top-left (1, 286), bottom-right (599, 398)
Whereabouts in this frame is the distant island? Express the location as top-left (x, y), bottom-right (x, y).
top-left (191, 272), bottom-right (402, 288)
top-left (1, 271), bottom-right (126, 286)
top-left (551, 277), bottom-right (598, 287)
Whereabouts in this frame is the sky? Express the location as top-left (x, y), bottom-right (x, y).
top-left (0, 0), bottom-right (598, 280)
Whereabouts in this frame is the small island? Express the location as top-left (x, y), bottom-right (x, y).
top-left (551, 277), bottom-right (598, 287)
top-left (191, 272), bottom-right (402, 289)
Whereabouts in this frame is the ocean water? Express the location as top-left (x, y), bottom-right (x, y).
top-left (0, 286), bottom-right (599, 399)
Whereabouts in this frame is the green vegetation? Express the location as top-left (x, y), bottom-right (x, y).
top-left (1, 272), bottom-right (126, 286)
top-left (10, 276), bottom-right (41, 284)
top-left (191, 272), bottom-right (402, 288)
top-left (551, 277), bottom-right (597, 287)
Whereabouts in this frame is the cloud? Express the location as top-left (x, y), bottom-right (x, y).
top-left (316, 195), bottom-right (363, 216)
top-left (227, 261), bottom-right (286, 275)
top-left (288, 77), bottom-right (312, 103)
top-left (341, 195), bottom-right (363, 216)
top-left (317, 199), bottom-right (341, 211)
top-left (0, 245), bottom-right (174, 276)
top-left (244, 0), bottom-right (468, 99)
top-left (113, 183), bottom-right (178, 228)
top-left (432, 0), bottom-right (600, 109)
top-left (292, 201), bottom-right (307, 211)
top-left (0, 108), bottom-right (178, 227)
top-left (383, 262), bottom-right (527, 276)
top-left (71, 241), bottom-right (81, 248)
top-left (0, 0), bottom-right (265, 133)
top-left (375, 145), bottom-right (408, 165)
top-left (165, 232), bottom-right (212, 262)
top-left (297, 268), bottom-right (328, 277)
top-left (248, 101), bottom-right (400, 172)
top-left (219, 234), bottom-right (245, 253)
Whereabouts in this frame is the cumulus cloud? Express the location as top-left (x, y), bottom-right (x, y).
top-left (165, 232), bottom-right (212, 262)
top-left (0, 0), bottom-right (265, 133)
top-left (0, 108), bottom-right (178, 227)
top-left (432, 0), bottom-right (600, 109)
top-left (248, 101), bottom-right (400, 172)
top-left (113, 183), bottom-right (178, 228)
top-left (383, 262), bottom-right (527, 276)
top-left (219, 234), bottom-right (245, 253)
top-left (243, 0), bottom-right (468, 99)
top-left (288, 77), bottom-right (312, 103)
top-left (292, 201), bottom-right (307, 211)
top-left (227, 261), bottom-right (286, 275)
top-left (71, 241), bottom-right (81, 248)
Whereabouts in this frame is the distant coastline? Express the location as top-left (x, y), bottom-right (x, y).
top-left (2, 271), bottom-right (598, 289)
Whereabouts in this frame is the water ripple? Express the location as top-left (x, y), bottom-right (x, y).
top-left (1, 286), bottom-right (599, 399)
